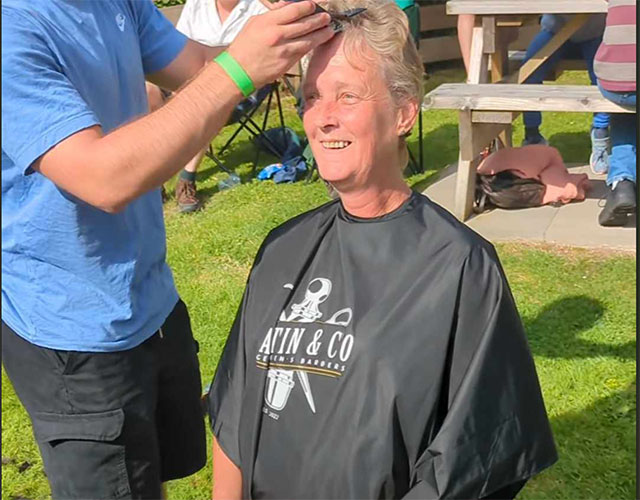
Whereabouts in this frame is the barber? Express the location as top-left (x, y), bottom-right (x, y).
top-left (1, 1), bottom-right (332, 498)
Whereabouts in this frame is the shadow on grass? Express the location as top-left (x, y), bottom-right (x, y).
top-left (523, 295), bottom-right (635, 360)
top-left (207, 136), bottom-right (281, 175)
top-left (526, 383), bottom-right (636, 499)
top-left (412, 122), bottom-right (459, 169)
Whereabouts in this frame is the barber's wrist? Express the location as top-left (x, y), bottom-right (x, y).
top-left (214, 51), bottom-right (256, 97)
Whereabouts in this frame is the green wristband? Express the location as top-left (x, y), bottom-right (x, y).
top-left (214, 51), bottom-right (255, 98)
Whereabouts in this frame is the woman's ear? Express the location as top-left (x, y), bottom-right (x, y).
top-left (396, 98), bottom-right (419, 137)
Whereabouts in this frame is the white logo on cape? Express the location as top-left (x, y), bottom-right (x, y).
top-left (264, 278), bottom-right (353, 414)
top-left (115, 13), bottom-right (126, 32)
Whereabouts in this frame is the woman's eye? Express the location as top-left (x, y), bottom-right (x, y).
top-left (341, 93), bottom-right (358, 102)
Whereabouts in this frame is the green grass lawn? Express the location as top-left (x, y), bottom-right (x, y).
top-left (2, 69), bottom-right (635, 500)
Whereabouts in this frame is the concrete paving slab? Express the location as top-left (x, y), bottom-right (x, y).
top-left (468, 204), bottom-right (559, 243)
top-left (423, 163), bottom-right (636, 251)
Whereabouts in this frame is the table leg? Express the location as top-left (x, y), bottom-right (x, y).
top-left (455, 110), bottom-right (477, 220)
top-left (458, 17), bottom-right (490, 220)
top-left (491, 31), bottom-right (512, 148)
top-left (455, 113), bottom-right (514, 220)
top-left (509, 13), bottom-right (590, 84)
top-left (455, 156), bottom-right (478, 221)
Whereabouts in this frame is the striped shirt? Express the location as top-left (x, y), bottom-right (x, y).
top-left (593, 0), bottom-right (636, 92)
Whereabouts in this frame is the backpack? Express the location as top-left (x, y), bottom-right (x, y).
top-left (474, 171), bottom-right (545, 213)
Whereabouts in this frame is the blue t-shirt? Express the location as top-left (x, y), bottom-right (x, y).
top-left (2, 0), bottom-right (188, 351)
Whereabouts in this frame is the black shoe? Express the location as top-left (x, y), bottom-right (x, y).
top-left (598, 180), bottom-right (636, 227)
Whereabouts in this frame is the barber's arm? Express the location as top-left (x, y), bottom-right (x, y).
top-left (32, 2), bottom-right (332, 214)
top-left (146, 39), bottom-right (226, 92)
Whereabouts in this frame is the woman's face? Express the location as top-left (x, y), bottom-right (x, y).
top-left (302, 35), bottom-right (415, 190)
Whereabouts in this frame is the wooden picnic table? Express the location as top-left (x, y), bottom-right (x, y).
top-left (446, 0), bottom-right (608, 85)
top-left (424, 0), bottom-right (610, 221)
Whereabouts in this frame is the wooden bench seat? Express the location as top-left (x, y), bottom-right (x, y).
top-left (422, 83), bottom-right (634, 221)
top-left (446, 0), bottom-right (608, 15)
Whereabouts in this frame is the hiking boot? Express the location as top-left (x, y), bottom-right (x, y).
top-left (175, 178), bottom-right (199, 213)
top-left (598, 180), bottom-right (636, 227)
top-left (589, 128), bottom-right (610, 175)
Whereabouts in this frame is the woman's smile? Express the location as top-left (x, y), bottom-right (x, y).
top-left (320, 140), bottom-right (352, 150)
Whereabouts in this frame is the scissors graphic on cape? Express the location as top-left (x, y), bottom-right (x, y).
top-left (293, 304), bottom-right (352, 413)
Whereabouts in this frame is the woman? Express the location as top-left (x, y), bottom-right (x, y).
top-left (208, 1), bottom-right (557, 498)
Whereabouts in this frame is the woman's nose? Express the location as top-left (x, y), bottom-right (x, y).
top-left (315, 100), bottom-right (339, 128)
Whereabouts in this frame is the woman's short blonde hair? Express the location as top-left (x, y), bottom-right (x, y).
top-left (319, 0), bottom-right (424, 105)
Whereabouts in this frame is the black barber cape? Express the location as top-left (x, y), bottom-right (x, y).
top-left (208, 191), bottom-right (557, 499)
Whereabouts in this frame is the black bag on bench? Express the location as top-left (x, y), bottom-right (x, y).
top-left (474, 171), bottom-right (545, 213)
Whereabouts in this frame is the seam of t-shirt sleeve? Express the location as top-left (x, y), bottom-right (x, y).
top-left (14, 111), bottom-right (100, 175)
top-left (144, 32), bottom-right (188, 75)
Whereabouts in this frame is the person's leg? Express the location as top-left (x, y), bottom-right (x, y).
top-left (1, 322), bottom-right (163, 499)
top-left (521, 30), bottom-right (570, 144)
top-left (597, 88), bottom-right (636, 186)
top-left (581, 37), bottom-right (609, 133)
top-left (596, 87), bottom-right (636, 226)
top-left (607, 113), bottom-right (636, 185)
top-left (154, 299), bottom-right (207, 483)
top-left (579, 37), bottom-right (612, 173)
top-left (457, 15), bottom-right (475, 75)
top-left (4, 299), bottom-right (207, 499)
top-left (175, 149), bottom-right (205, 213)
top-left (589, 109), bottom-right (612, 175)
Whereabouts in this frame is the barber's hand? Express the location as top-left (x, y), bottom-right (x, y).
top-left (227, 0), bottom-right (334, 89)
top-left (257, 0), bottom-right (291, 10)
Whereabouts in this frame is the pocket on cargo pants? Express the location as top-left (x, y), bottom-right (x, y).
top-left (31, 408), bottom-right (131, 499)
